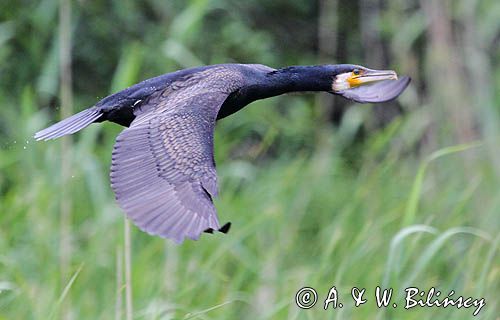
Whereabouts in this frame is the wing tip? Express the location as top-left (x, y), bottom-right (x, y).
top-left (121, 200), bottom-right (221, 244)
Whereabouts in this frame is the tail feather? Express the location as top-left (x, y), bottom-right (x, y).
top-left (34, 107), bottom-right (102, 141)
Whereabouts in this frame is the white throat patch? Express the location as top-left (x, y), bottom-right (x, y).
top-left (332, 72), bottom-right (353, 92)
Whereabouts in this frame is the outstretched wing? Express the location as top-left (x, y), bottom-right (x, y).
top-left (338, 76), bottom-right (411, 103)
top-left (110, 90), bottom-right (229, 243)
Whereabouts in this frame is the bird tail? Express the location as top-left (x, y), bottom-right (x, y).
top-left (34, 107), bottom-right (102, 141)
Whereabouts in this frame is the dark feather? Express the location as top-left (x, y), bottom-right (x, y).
top-left (110, 82), bottom-right (238, 242)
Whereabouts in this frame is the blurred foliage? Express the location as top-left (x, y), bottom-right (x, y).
top-left (0, 0), bottom-right (499, 319)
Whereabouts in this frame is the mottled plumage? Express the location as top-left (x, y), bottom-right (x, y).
top-left (35, 63), bottom-right (410, 243)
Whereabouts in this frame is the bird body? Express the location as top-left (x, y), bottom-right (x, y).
top-left (35, 63), bottom-right (410, 243)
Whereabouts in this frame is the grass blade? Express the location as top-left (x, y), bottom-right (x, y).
top-left (403, 141), bottom-right (483, 226)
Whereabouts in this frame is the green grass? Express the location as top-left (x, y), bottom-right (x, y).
top-left (0, 95), bottom-right (498, 319)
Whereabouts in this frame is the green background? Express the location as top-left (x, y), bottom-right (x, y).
top-left (0, 0), bottom-right (498, 319)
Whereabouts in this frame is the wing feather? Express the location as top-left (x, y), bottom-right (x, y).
top-left (338, 76), bottom-right (411, 103)
top-left (110, 91), bottom-right (231, 243)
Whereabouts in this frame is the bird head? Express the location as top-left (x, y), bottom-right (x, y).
top-left (330, 65), bottom-right (410, 103)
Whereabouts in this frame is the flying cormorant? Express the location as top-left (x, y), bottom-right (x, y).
top-left (35, 63), bottom-right (410, 243)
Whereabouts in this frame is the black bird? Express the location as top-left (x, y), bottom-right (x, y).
top-left (35, 63), bottom-right (410, 243)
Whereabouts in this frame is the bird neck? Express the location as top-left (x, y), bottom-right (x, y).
top-left (218, 65), bottom-right (337, 119)
top-left (256, 65), bottom-right (334, 98)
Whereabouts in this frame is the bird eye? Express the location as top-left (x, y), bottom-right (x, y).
top-left (353, 69), bottom-right (360, 76)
